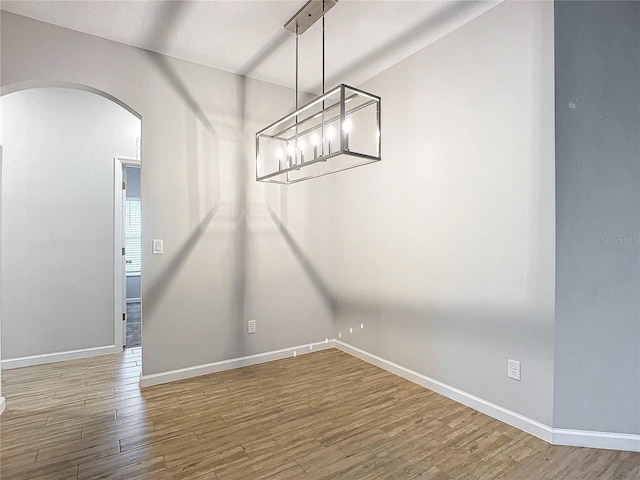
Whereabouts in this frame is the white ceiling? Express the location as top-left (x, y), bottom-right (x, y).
top-left (0, 0), bottom-right (500, 93)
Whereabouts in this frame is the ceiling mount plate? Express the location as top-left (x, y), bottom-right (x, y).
top-left (284, 0), bottom-right (338, 35)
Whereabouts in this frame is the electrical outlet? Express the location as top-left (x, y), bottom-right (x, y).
top-left (508, 359), bottom-right (521, 381)
top-left (247, 320), bottom-right (256, 334)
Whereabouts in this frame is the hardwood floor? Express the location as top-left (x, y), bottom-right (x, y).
top-left (1, 348), bottom-right (638, 479)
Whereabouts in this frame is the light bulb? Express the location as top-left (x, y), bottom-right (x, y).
top-left (276, 149), bottom-right (284, 171)
top-left (326, 126), bottom-right (337, 153)
top-left (298, 139), bottom-right (306, 163)
top-left (286, 143), bottom-right (295, 167)
top-left (327, 126), bottom-right (336, 141)
top-left (311, 133), bottom-right (320, 146)
top-left (342, 119), bottom-right (353, 150)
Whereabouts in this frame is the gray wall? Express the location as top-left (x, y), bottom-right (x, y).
top-left (125, 166), bottom-right (140, 199)
top-left (330, 1), bottom-right (556, 425)
top-left (0, 87), bottom-right (140, 358)
top-left (127, 275), bottom-right (141, 301)
top-left (553, 1), bottom-right (640, 435)
top-left (1, 11), bottom-right (334, 375)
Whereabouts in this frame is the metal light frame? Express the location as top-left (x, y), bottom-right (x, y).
top-left (255, 0), bottom-right (382, 185)
top-left (256, 84), bottom-right (381, 184)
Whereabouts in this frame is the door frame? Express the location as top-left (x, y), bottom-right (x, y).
top-left (114, 156), bottom-right (141, 350)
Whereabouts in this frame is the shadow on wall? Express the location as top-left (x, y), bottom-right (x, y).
top-left (232, 74), bottom-right (249, 352)
top-left (141, 1), bottom-right (216, 137)
top-left (230, 11), bottom-right (294, 348)
top-left (137, 1), bottom-right (333, 353)
top-left (144, 205), bottom-right (218, 315)
top-left (267, 205), bottom-right (336, 315)
top-left (115, 1), bottom-right (489, 349)
top-left (136, 2), bottom-right (277, 357)
top-left (323, 2), bottom-right (487, 91)
top-left (334, 297), bottom-right (553, 353)
top-left (139, 1), bottom-right (223, 317)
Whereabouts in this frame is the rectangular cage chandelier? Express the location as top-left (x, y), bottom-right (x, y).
top-left (256, 0), bottom-right (381, 184)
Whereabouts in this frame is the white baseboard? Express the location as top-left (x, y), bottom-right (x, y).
top-left (335, 340), bottom-right (640, 452)
top-left (0, 396), bottom-right (5, 416)
top-left (1, 345), bottom-right (122, 370)
top-left (140, 340), bottom-right (335, 388)
top-left (553, 428), bottom-right (640, 452)
top-left (334, 340), bottom-right (553, 443)
top-left (15, 337), bottom-right (632, 452)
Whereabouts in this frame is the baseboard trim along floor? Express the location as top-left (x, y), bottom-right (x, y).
top-left (551, 428), bottom-right (640, 453)
top-left (334, 340), bottom-right (640, 453)
top-left (138, 338), bottom-right (639, 452)
top-left (1, 345), bottom-right (122, 370)
top-left (139, 339), bottom-right (334, 388)
top-left (0, 396), bottom-right (5, 416)
top-left (19, 337), bottom-right (635, 451)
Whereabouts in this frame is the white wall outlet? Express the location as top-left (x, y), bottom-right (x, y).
top-left (508, 359), bottom-right (521, 381)
top-left (152, 239), bottom-right (164, 255)
top-left (247, 320), bottom-right (256, 334)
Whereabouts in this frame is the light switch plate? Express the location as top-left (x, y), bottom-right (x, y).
top-left (152, 239), bottom-right (164, 255)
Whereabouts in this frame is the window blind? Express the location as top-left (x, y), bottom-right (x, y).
top-left (125, 198), bottom-right (141, 274)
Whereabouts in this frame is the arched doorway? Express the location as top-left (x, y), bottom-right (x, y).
top-left (0, 84), bottom-right (142, 370)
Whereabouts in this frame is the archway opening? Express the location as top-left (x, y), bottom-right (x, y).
top-left (0, 85), bottom-right (142, 372)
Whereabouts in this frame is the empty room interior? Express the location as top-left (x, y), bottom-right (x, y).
top-left (0, 0), bottom-right (639, 479)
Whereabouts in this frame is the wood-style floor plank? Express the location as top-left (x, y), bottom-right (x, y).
top-left (1, 348), bottom-right (639, 479)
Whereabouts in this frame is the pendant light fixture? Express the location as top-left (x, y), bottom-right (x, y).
top-left (256, 0), bottom-right (381, 184)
